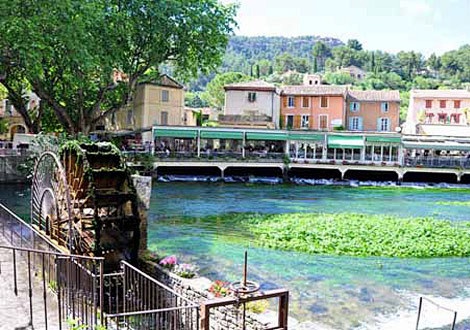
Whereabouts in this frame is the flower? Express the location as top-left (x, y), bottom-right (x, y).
top-left (159, 255), bottom-right (178, 269)
top-left (173, 263), bottom-right (198, 279)
top-left (209, 280), bottom-right (231, 298)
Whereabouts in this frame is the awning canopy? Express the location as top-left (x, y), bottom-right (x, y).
top-left (200, 130), bottom-right (244, 140)
top-left (153, 128), bottom-right (197, 139)
top-left (366, 136), bottom-right (401, 144)
top-left (246, 132), bottom-right (288, 141)
top-left (288, 133), bottom-right (324, 141)
top-left (403, 141), bottom-right (470, 151)
top-left (328, 135), bottom-right (364, 149)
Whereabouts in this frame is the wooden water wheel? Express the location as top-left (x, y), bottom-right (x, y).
top-left (31, 142), bottom-right (141, 268)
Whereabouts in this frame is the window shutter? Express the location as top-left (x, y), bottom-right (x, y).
top-left (350, 103), bottom-right (354, 111)
top-left (359, 117), bottom-right (363, 131)
top-left (377, 118), bottom-right (382, 131)
top-left (283, 97), bottom-right (287, 108)
top-left (348, 117), bottom-right (353, 130)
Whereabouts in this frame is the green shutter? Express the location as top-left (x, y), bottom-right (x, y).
top-left (153, 128), bottom-right (197, 139)
top-left (328, 135), bottom-right (364, 149)
top-left (246, 132), bottom-right (288, 141)
top-left (200, 131), bottom-right (244, 140)
top-left (288, 133), bottom-right (324, 141)
top-left (366, 136), bottom-right (401, 143)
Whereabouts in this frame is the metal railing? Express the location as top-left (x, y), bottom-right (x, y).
top-left (104, 261), bottom-right (200, 329)
top-left (200, 289), bottom-right (289, 330)
top-left (404, 156), bottom-right (470, 169)
top-left (415, 296), bottom-right (457, 330)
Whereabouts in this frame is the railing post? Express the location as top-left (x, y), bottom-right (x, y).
top-left (278, 292), bottom-right (289, 329)
top-left (199, 302), bottom-right (210, 330)
top-left (415, 296), bottom-right (422, 330)
top-left (100, 259), bottom-right (104, 326)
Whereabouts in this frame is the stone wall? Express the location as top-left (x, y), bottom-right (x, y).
top-left (141, 259), bottom-right (274, 330)
top-left (0, 155), bottom-right (28, 183)
top-left (131, 175), bottom-right (152, 252)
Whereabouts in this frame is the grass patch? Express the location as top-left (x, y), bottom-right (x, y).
top-left (436, 201), bottom-right (470, 206)
top-left (242, 213), bottom-right (470, 258)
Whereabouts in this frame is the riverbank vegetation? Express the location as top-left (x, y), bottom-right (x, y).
top-left (240, 213), bottom-right (470, 258)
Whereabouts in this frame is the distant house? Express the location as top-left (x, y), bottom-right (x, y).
top-left (346, 90), bottom-right (401, 132)
top-left (303, 73), bottom-right (322, 86)
top-left (339, 65), bottom-right (367, 81)
top-left (109, 74), bottom-right (185, 142)
top-left (404, 89), bottom-right (470, 135)
top-left (0, 92), bottom-right (39, 140)
top-left (222, 80), bottom-right (280, 129)
top-left (280, 85), bottom-right (348, 130)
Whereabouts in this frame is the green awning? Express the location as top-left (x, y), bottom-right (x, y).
top-left (200, 130), bottom-right (244, 140)
top-left (246, 132), bottom-right (288, 141)
top-left (403, 142), bottom-right (470, 151)
top-left (153, 128), bottom-right (197, 139)
top-left (288, 133), bottom-right (324, 141)
top-left (328, 135), bottom-right (364, 149)
top-left (366, 136), bottom-right (401, 143)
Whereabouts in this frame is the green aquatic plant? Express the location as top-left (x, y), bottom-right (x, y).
top-left (241, 212), bottom-right (470, 258)
top-left (436, 201), bottom-right (470, 206)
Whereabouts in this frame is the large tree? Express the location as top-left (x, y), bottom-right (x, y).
top-left (0, 0), bottom-right (237, 135)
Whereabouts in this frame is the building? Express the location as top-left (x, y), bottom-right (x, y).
top-left (339, 65), bottom-right (367, 80)
top-left (222, 80), bottom-right (280, 129)
top-left (280, 85), bottom-right (348, 130)
top-left (110, 74), bottom-right (184, 142)
top-left (404, 89), bottom-right (470, 135)
top-left (0, 93), bottom-right (39, 140)
top-left (346, 90), bottom-right (401, 132)
top-left (303, 73), bottom-right (322, 86)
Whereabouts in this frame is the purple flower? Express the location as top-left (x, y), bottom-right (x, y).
top-left (160, 255), bottom-right (178, 267)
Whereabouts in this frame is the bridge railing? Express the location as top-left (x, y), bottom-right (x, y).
top-left (0, 202), bottom-right (60, 253)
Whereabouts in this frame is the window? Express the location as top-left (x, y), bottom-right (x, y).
top-left (378, 118), bottom-right (390, 132)
top-left (288, 96), bottom-right (295, 108)
top-left (127, 110), bottom-right (133, 125)
top-left (309, 80), bottom-right (313, 85)
top-left (301, 115), bottom-right (310, 129)
top-left (286, 115), bottom-right (294, 129)
top-left (454, 100), bottom-right (461, 108)
top-left (319, 114), bottom-right (328, 130)
top-left (5, 100), bottom-right (12, 116)
top-left (425, 100), bottom-right (432, 108)
top-left (302, 97), bottom-right (309, 108)
top-left (320, 96), bottom-right (328, 108)
top-left (161, 111), bottom-right (168, 125)
top-left (350, 102), bottom-right (360, 112)
top-left (162, 90), bottom-right (169, 102)
top-left (248, 92), bottom-right (256, 102)
top-left (381, 102), bottom-right (389, 112)
top-left (349, 117), bottom-right (362, 131)
top-left (440, 100), bottom-right (446, 108)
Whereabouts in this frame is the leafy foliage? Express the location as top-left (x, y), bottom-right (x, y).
top-left (242, 212), bottom-right (470, 258)
top-left (0, 0), bottom-right (237, 135)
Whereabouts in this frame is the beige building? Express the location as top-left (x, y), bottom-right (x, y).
top-left (303, 73), bottom-right (322, 86)
top-left (404, 89), bottom-right (470, 135)
top-left (110, 74), bottom-right (184, 142)
top-left (222, 80), bottom-right (280, 129)
top-left (339, 65), bottom-right (367, 80)
top-left (0, 93), bottom-right (39, 140)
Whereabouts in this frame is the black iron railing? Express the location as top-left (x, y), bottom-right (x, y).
top-left (104, 261), bottom-right (200, 329)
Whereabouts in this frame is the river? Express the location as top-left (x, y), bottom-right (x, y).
top-left (1, 182), bottom-right (470, 329)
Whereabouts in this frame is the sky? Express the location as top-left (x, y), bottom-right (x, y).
top-left (220, 0), bottom-right (470, 56)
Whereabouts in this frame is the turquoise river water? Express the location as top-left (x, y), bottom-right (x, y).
top-left (1, 182), bottom-right (470, 329)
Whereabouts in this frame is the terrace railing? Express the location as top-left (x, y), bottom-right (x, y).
top-left (104, 261), bottom-right (200, 329)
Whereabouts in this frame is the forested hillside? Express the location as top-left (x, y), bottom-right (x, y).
top-left (185, 35), bottom-right (470, 119)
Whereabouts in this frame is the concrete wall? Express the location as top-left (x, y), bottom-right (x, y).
top-left (345, 101), bottom-right (400, 132)
top-left (0, 155), bottom-right (28, 183)
top-left (224, 90), bottom-right (280, 128)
